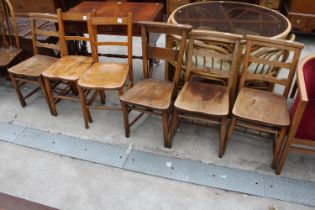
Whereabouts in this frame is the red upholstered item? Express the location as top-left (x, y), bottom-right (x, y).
top-left (290, 57), bottom-right (315, 140)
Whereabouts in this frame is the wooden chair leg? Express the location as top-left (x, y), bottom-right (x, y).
top-left (44, 77), bottom-right (57, 116)
top-left (99, 90), bottom-right (106, 104)
top-left (121, 101), bottom-right (130, 138)
top-left (275, 137), bottom-right (293, 175)
top-left (218, 117), bottom-right (227, 158)
top-left (9, 73), bottom-right (26, 107)
top-left (77, 85), bottom-right (92, 129)
top-left (70, 82), bottom-right (79, 95)
top-left (38, 77), bottom-right (54, 115)
top-left (271, 127), bottom-right (287, 169)
top-left (224, 116), bottom-right (236, 153)
top-left (166, 108), bottom-right (179, 148)
top-left (162, 111), bottom-right (170, 147)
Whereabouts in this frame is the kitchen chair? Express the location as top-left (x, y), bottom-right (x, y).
top-left (77, 13), bottom-right (133, 129)
top-left (0, 0), bottom-right (21, 68)
top-left (276, 54), bottom-right (315, 174)
top-left (120, 21), bottom-right (191, 146)
top-left (42, 8), bottom-right (93, 117)
top-left (224, 35), bottom-right (304, 168)
top-left (167, 30), bottom-right (242, 157)
top-left (8, 13), bottom-right (59, 114)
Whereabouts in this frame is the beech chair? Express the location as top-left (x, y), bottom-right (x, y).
top-left (8, 13), bottom-right (59, 114)
top-left (77, 13), bottom-right (133, 129)
top-left (275, 54), bottom-right (315, 175)
top-left (0, 0), bottom-right (21, 68)
top-left (120, 21), bottom-right (191, 146)
top-left (224, 35), bottom-right (304, 168)
top-left (42, 8), bottom-right (93, 117)
top-left (167, 31), bottom-right (242, 156)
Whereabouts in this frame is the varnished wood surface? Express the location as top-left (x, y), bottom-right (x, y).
top-left (78, 63), bottom-right (129, 89)
top-left (42, 56), bottom-right (93, 81)
top-left (0, 48), bottom-right (22, 66)
top-left (8, 54), bottom-right (58, 76)
top-left (232, 88), bottom-right (290, 126)
top-left (175, 81), bottom-right (229, 116)
top-left (120, 79), bottom-right (175, 110)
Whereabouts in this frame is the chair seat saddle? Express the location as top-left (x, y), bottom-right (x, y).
top-left (78, 62), bottom-right (129, 90)
top-left (120, 79), bottom-right (175, 110)
top-left (175, 81), bottom-right (229, 116)
top-left (233, 88), bottom-right (290, 127)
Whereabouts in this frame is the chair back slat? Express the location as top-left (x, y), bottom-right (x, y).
top-left (240, 35), bottom-right (304, 98)
top-left (185, 30), bottom-right (242, 98)
top-left (139, 21), bottom-right (191, 86)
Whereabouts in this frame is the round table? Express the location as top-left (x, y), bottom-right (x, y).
top-left (168, 1), bottom-right (291, 39)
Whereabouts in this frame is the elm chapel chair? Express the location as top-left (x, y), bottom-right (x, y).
top-left (77, 13), bottom-right (133, 129)
top-left (42, 9), bottom-right (93, 117)
top-left (8, 13), bottom-right (59, 114)
top-left (275, 54), bottom-right (315, 175)
top-left (167, 30), bottom-right (242, 157)
top-left (224, 35), bottom-right (304, 168)
top-left (120, 22), bottom-right (191, 146)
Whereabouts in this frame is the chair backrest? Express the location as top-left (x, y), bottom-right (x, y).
top-left (28, 13), bottom-right (60, 55)
top-left (0, 0), bottom-right (20, 50)
top-left (139, 21), bottom-right (191, 86)
top-left (56, 8), bottom-right (94, 56)
top-left (239, 35), bottom-right (304, 98)
top-left (185, 30), bottom-right (242, 97)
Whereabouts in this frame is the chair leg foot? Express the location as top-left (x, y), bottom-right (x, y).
top-left (218, 117), bottom-right (227, 158)
top-left (162, 111), bottom-right (170, 147)
top-left (121, 101), bottom-right (130, 138)
top-left (166, 109), bottom-right (179, 148)
top-left (77, 84), bottom-right (91, 129)
top-left (271, 127), bottom-right (287, 169)
top-left (44, 77), bottom-right (58, 116)
top-left (9, 73), bottom-right (27, 107)
top-left (224, 117), bottom-right (236, 154)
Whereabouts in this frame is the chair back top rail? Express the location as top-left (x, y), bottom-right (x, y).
top-left (240, 34), bottom-right (304, 98)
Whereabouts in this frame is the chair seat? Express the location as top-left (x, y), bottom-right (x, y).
top-left (42, 56), bottom-right (93, 81)
top-left (233, 88), bottom-right (290, 126)
top-left (78, 62), bottom-right (129, 89)
top-left (120, 79), bottom-right (175, 110)
top-left (175, 81), bottom-right (229, 116)
top-left (0, 47), bottom-right (22, 67)
top-left (8, 55), bottom-right (58, 77)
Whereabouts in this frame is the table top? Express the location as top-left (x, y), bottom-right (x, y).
top-left (68, 1), bottom-right (164, 23)
top-left (169, 1), bottom-right (291, 39)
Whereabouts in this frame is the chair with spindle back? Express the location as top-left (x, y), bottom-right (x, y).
top-left (120, 21), bottom-right (191, 146)
top-left (42, 8), bottom-right (93, 117)
top-left (77, 13), bottom-right (133, 129)
top-left (275, 54), bottom-right (315, 175)
top-left (8, 13), bottom-right (59, 114)
top-left (167, 30), bottom-right (242, 156)
top-left (224, 35), bottom-right (304, 168)
top-left (0, 0), bottom-right (21, 68)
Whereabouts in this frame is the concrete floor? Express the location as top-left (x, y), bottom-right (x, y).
top-left (0, 33), bottom-right (314, 209)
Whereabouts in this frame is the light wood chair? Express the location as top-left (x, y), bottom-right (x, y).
top-left (8, 13), bottom-right (59, 114)
top-left (275, 54), bottom-right (315, 175)
top-left (120, 21), bottom-right (191, 146)
top-left (167, 30), bottom-right (242, 156)
top-left (0, 0), bottom-right (21, 68)
top-left (76, 13), bottom-right (133, 129)
top-left (42, 8), bottom-right (93, 117)
top-left (224, 35), bottom-right (304, 168)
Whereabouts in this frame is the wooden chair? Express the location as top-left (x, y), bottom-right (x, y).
top-left (0, 0), bottom-right (21, 68)
top-left (167, 30), bottom-right (242, 156)
top-left (8, 13), bottom-right (59, 114)
top-left (275, 54), bottom-right (315, 174)
top-left (224, 35), bottom-right (304, 168)
top-left (42, 8), bottom-right (93, 116)
top-left (76, 13), bottom-right (133, 129)
top-left (120, 21), bottom-right (191, 146)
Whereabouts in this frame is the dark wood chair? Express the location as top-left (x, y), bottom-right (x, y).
top-left (8, 13), bottom-right (59, 114)
top-left (275, 54), bottom-right (315, 174)
top-left (0, 0), bottom-right (21, 68)
top-left (76, 13), bottom-right (133, 128)
top-left (167, 30), bottom-right (242, 156)
top-left (224, 35), bottom-right (304, 168)
top-left (42, 8), bottom-right (93, 117)
top-left (120, 21), bottom-right (191, 146)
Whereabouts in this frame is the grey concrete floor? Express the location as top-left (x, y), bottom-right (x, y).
top-left (0, 33), bottom-right (314, 209)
